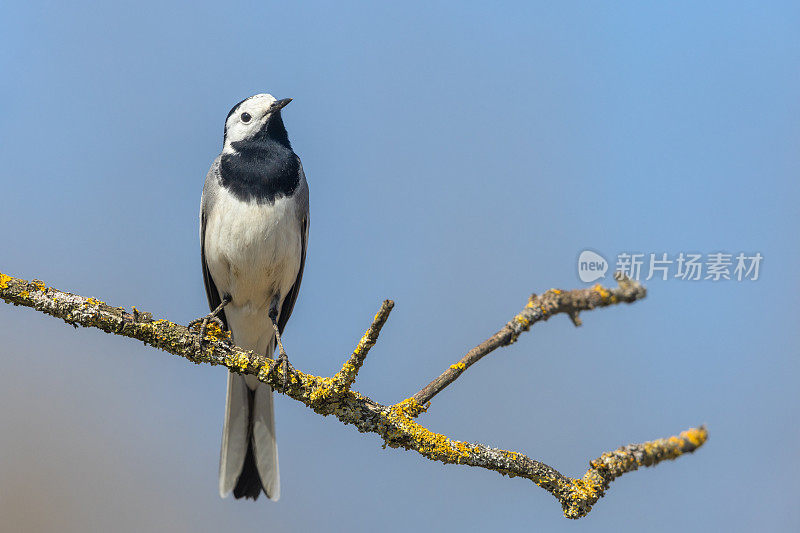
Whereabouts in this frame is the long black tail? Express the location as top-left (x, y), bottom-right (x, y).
top-left (232, 387), bottom-right (263, 500)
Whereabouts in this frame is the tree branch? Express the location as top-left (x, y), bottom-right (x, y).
top-left (332, 299), bottom-right (394, 392)
top-left (413, 272), bottom-right (646, 405)
top-left (0, 270), bottom-right (706, 519)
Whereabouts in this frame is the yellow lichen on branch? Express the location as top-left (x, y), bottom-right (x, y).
top-left (332, 299), bottom-right (394, 392)
top-left (557, 425), bottom-right (708, 518)
top-left (0, 270), bottom-right (706, 519)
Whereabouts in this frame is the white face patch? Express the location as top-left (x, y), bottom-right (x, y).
top-left (223, 93), bottom-right (278, 153)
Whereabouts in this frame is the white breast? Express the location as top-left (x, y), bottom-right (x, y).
top-left (204, 189), bottom-right (302, 353)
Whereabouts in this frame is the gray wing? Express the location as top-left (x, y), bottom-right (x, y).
top-left (200, 158), bottom-right (227, 329)
top-left (277, 164), bottom-right (309, 334)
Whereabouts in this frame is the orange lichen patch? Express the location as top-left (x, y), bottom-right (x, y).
top-left (333, 348), bottom-right (367, 389)
top-left (204, 321), bottom-right (231, 341)
top-left (560, 478), bottom-right (605, 519)
top-left (514, 313), bottom-right (531, 328)
top-left (568, 478), bottom-right (602, 501)
top-left (349, 328), bottom-right (375, 361)
top-left (32, 280), bottom-right (46, 291)
top-left (86, 297), bottom-right (101, 306)
top-left (224, 352), bottom-right (251, 372)
top-left (0, 272), bottom-right (12, 289)
top-left (591, 284), bottom-right (611, 299)
top-left (502, 450), bottom-right (520, 461)
top-left (449, 361), bottom-right (466, 371)
top-left (338, 359), bottom-right (358, 377)
top-left (257, 362), bottom-right (272, 381)
top-left (452, 440), bottom-right (478, 460)
top-left (19, 290), bottom-right (30, 298)
top-left (352, 326), bottom-right (375, 355)
top-left (394, 397), bottom-right (427, 418)
top-left (385, 398), bottom-right (480, 463)
top-left (331, 304), bottom-right (393, 390)
top-left (682, 426), bottom-right (708, 447)
top-left (308, 376), bottom-right (335, 403)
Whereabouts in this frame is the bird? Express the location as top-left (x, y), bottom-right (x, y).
top-left (194, 93), bottom-right (309, 501)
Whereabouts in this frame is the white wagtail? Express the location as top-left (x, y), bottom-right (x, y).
top-left (193, 93), bottom-right (309, 501)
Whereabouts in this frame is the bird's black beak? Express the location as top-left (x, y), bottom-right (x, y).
top-left (272, 98), bottom-right (292, 111)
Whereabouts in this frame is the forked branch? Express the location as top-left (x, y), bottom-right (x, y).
top-left (0, 271), bottom-right (706, 519)
top-left (413, 273), bottom-right (646, 405)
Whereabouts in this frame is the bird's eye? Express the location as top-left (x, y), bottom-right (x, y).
top-left (240, 112), bottom-right (252, 123)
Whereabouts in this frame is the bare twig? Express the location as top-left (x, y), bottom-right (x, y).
top-left (0, 270), bottom-right (704, 519)
top-left (413, 273), bottom-right (646, 406)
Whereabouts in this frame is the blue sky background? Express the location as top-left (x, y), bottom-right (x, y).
top-left (1, 2), bottom-right (798, 531)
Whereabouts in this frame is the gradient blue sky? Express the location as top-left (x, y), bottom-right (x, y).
top-left (1, 2), bottom-right (799, 531)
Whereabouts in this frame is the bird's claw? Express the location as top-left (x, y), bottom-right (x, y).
top-left (188, 314), bottom-right (227, 353)
top-left (267, 306), bottom-right (298, 391)
top-left (269, 352), bottom-right (298, 392)
top-left (188, 296), bottom-right (232, 352)
top-left (188, 314), bottom-right (225, 332)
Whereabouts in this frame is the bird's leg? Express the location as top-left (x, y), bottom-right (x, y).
top-left (189, 294), bottom-right (232, 349)
top-left (267, 305), bottom-right (298, 392)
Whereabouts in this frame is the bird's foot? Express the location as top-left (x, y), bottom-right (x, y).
top-left (268, 349), bottom-right (298, 393)
top-left (189, 295), bottom-right (231, 350)
top-left (268, 306), bottom-right (299, 391)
